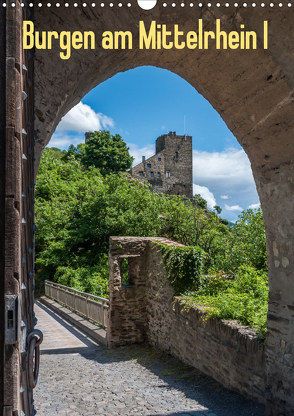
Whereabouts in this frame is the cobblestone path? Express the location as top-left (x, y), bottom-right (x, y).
top-left (34, 301), bottom-right (265, 416)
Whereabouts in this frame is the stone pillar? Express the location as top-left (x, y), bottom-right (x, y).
top-left (107, 237), bottom-right (150, 348)
top-left (0, 7), bottom-right (6, 412)
top-left (256, 165), bottom-right (294, 416)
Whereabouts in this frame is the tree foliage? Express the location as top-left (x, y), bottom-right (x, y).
top-left (212, 208), bottom-right (267, 276)
top-left (35, 149), bottom-right (229, 293)
top-left (45, 147), bottom-right (66, 159)
top-left (61, 143), bottom-right (85, 162)
top-left (213, 205), bottom-right (222, 215)
top-left (193, 193), bottom-right (207, 209)
top-left (81, 130), bottom-right (134, 173)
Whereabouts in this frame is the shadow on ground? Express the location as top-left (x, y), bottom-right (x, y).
top-left (37, 301), bottom-right (265, 416)
top-left (81, 344), bottom-right (265, 416)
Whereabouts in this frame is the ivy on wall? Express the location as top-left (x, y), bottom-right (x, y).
top-left (156, 243), bottom-right (205, 295)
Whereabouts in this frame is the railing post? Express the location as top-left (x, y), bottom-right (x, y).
top-left (74, 290), bottom-right (76, 312)
top-left (86, 295), bottom-right (89, 319)
top-left (102, 300), bottom-right (105, 328)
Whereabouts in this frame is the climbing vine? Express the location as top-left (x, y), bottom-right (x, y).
top-left (157, 243), bottom-right (206, 295)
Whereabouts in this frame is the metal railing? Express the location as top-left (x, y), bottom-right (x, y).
top-left (45, 280), bottom-right (109, 328)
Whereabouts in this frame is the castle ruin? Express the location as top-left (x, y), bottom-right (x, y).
top-left (131, 132), bottom-right (193, 198)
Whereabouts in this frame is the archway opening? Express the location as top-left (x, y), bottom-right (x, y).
top-left (36, 66), bottom-right (267, 335)
top-left (47, 66), bottom-right (260, 223)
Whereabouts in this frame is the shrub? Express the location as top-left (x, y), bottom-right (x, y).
top-left (181, 265), bottom-right (268, 336)
top-left (158, 243), bottom-right (206, 295)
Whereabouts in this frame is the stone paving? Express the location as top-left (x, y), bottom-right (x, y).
top-left (34, 301), bottom-right (265, 416)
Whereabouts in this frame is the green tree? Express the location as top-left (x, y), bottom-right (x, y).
top-left (193, 194), bottom-right (207, 209)
top-left (35, 150), bottom-right (228, 293)
top-left (35, 150), bottom-right (165, 292)
top-left (213, 208), bottom-right (267, 275)
top-left (61, 143), bottom-right (86, 162)
top-left (232, 208), bottom-right (267, 271)
top-left (213, 205), bottom-right (222, 215)
top-left (46, 147), bottom-right (66, 160)
top-left (81, 130), bottom-right (134, 173)
top-left (157, 197), bottom-right (229, 271)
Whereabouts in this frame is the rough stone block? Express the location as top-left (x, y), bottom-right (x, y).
top-left (5, 197), bottom-right (20, 270)
top-left (5, 129), bottom-right (21, 202)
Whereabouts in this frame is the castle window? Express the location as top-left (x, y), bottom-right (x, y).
top-left (173, 184), bottom-right (175, 187)
top-left (183, 184), bottom-right (185, 188)
top-left (158, 158), bottom-right (161, 161)
top-left (157, 172), bottom-right (160, 177)
top-left (157, 166), bottom-right (160, 169)
top-left (150, 172), bottom-right (154, 177)
top-left (147, 164), bottom-right (151, 168)
top-left (175, 152), bottom-right (178, 159)
top-left (139, 171), bottom-right (143, 176)
top-left (166, 172), bottom-right (170, 178)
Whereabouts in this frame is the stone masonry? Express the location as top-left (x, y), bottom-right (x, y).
top-left (107, 237), bottom-right (266, 406)
top-left (131, 132), bottom-right (193, 198)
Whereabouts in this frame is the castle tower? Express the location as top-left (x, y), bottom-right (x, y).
top-left (131, 132), bottom-right (193, 198)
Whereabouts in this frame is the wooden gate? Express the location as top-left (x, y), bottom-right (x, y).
top-left (0, 5), bottom-right (43, 416)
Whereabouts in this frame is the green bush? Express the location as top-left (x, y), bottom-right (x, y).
top-left (55, 258), bottom-right (109, 298)
top-left (181, 265), bottom-right (268, 336)
top-left (212, 208), bottom-right (267, 275)
top-left (158, 244), bottom-right (205, 295)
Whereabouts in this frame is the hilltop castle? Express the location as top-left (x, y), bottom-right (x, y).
top-left (131, 132), bottom-right (192, 198)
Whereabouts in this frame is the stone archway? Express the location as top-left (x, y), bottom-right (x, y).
top-left (33, 5), bottom-right (294, 416)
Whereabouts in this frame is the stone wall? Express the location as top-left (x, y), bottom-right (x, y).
top-left (131, 150), bottom-right (166, 194)
top-left (162, 132), bottom-right (193, 198)
top-left (2, 5), bottom-right (37, 416)
top-left (131, 132), bottom-right (193, 198)
top-left (107, 237), bottom-right (266, 405)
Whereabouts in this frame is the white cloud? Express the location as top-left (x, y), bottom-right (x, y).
top-left (225, 204), bottom-right (243, 212)
top-left (56, 102), bottom-right (114, 133)
top-left (193, 147), bottom-right (259, 220)
top-left (128, 143), bottom-right (155, 167)
top-left (48, 132), bottom-right (83, 149)
top-left (193, 184), bottom-right (216, 210)
top-left (193, 148), bottom-right (254, 189)
top-left (248, 203), bottom-right (260, 209)
top-left (221, 195), bottom-right (229, 199)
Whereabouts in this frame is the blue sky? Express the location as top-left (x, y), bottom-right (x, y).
top-left (49, 66), bottom-right (260, 222)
